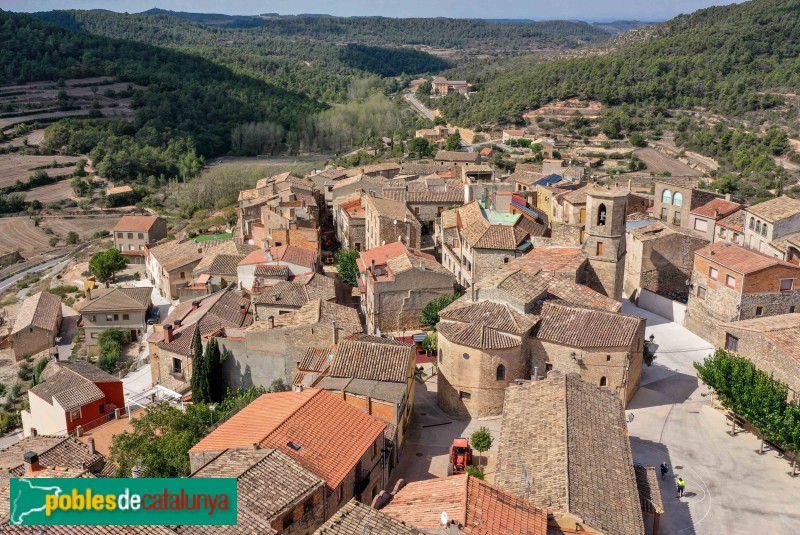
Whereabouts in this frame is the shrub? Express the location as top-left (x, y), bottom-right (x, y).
top-left (465, 465), bottom-right (485, 480)
top-left (0, 411), bottom-right (20, 433)
top-left (17, 362), bottom-right (32, 381)
top-left (49, 237), bottom-right (59, 247)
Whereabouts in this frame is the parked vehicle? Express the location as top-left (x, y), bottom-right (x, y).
top-left (447, 437), bottom-right (473, 475)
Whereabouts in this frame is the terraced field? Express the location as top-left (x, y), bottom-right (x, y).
top-left (0, 217), bottom-right (50, 254)
top-left (0, 154), bottom-right (78, 188)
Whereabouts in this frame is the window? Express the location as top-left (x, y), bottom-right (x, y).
top-left (661, 189), bottom-right (672, 204)
top-left (337, 486), bottom-right (344, 503)
top-left (749, 217), bottom-right (755, 230)
top-left (69, 408), bottom-right (82, 422)
top-left (503, 257), bottom-right (509, 264)
top-left (673, 192), bottom-right (683, 207)
top-left (755, 220), bottom-right (761, 233)
top-left (459, 391), bottom-right (471, 400)
top-left (709, 267), bottom-right (719, 280)
top-left (780, 279), bottom-right (794, 292)
top-left (697, 286), bottom-right (707, 300)
top-left (113, 314), bottom-right (118, 321)
top-left (283, 516), bottom-right (294, 530)
top-left (496, 365), bottom-right (506, 381)
top-left (694, 219), bottom-right (708, 232)
top-left (597, 203), bottom-right (607, 226)
top-left (791, 306), bottom-right (796, 313)
top-left (599, 377), bottom-right (607, 387)
top-left (673, 211), bottom-right (682, 225)
top-left (660, 208), bottom-right (668, 221)
top-left (372, 441), bottom-right (378, 457)
top-left (137, 233), bottom-right (144, 239)
top-left (129, 245), bottom-right (135, 250)
top-left (438, 349), bottom-right (443, 363)
top-left (172, 358), bottom-right (182, 374)
top-left (462, 352), bottom-right (470, 360)
top-left (90, 332), bottom-right (99, 339)
top-left (545, 364), bottom-right (553, 372)
top-left (180, 272), bottom-right (185, 279)
top-left (761, 224), bottom-right (768, 237)
top-left (726, 275), bottom-right (736, 288)
top-left (90, 315), bottom-right (96, 322)
top-left (106, 314), bottom-right (114, 321)
top-left (755, 306), bottom-right (764, 316)
top-left (122, 314), bottom-right (129, 321)
top-left (733, 233), bottom-right (739, 241)
top-left (99, 404), bottom-right (105, 414)
top-left (596, 242), bottom-right (604, 256)
top-left (725, 334), bottom-right (739, 352)
top-left (606, 355), bottom-right (611, 361)
top-left (274, 242), bottom-right (282, 247)
top-left (414, 207), bottom-right (420, 215)
top-left (127, 233), bottom-right (133, 239)
top-left (116, 232), bottom-right (123, 238)
top-left (719, 226), bottom-right (726, 237)
top-left (303, 500), bottom-right (313, 515)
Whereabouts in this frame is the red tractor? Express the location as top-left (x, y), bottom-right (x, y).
top-left (447, 438), bottom-right (473, 475)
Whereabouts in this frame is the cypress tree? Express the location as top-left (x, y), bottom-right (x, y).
top-left (190, 326), bottom-right (209, 402)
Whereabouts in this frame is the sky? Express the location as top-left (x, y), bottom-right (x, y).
top-left (8, 0), bottom-right (744, 22)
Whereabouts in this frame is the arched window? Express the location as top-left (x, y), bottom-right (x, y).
top-left (661, 189), bottom-right (672, 204)
top-left (755, 220), bottom-right (761, 233)
top-left (597, 203), bottom-right (607, 226)
top-left (496, 365), bottom-right (506, 381)
top-left (673, 192), bottom-right (683, 207)
top-left (600, 376), bottom-right (608, 387)
top-left (761, 224), bottom-right (768, 237)
top-left (749, 217), bottom-right (755, 230)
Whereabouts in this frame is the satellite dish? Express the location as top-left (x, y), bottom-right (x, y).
top-left (441, 512), bottom-right (448, 526)
top-left (627, 412), bottom-right (635, 423)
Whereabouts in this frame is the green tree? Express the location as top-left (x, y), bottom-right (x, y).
top-left (421, 294), bottom-right (460, 329)
top-left (422, 331), bottom-right (438, 353)
top-left (33, 359), bottom-right (49, 385)
top-left (336, 248), bottom-right (361, 287)
top-left (89, 249), bottom-right (128, 287)
top-left (202, 337), bottom-right (227, 403)
top-left (97, 328), bottom-right (123, 373)
top-left (445, 131), bottom-right (462, 151)
top-left (470, 426), bottom-right (494, 467)
top-left (66, 231), bottom-right (80, 245)
top-left (417, 80), bottom-right (432, 96)
top-left (110, 402), bottom-right (213, 477)
top-left (190, 327), bottom-right (210, 403)
top-left (778, 403), bottom-right (800, 476)
top-left (629, 133), bottom-right (647, 147)
top-left (407, 137), bottom-right (435, 159)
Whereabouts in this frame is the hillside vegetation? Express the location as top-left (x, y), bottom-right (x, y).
top-left (441, 0), bottom-right (800, 127)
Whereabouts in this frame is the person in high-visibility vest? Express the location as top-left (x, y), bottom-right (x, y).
top-left (676, 476), bottom-right (686, 498)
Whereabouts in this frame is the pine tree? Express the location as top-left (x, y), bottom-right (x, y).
top-left (204, 338), bottom-right (227, 403)
top-left (190, 327), bottom-right (209, 403)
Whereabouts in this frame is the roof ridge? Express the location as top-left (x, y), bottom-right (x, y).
top-left (461, 474), bottom-right (470, 526)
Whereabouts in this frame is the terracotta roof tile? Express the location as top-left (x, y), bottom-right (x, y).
top-left (0, 435), bottom-right (105, 477)
top-left (191, 389), bottom-right (385, 492)
top-left (635, 465), bottom-right (665, 514)
top-left (148, 239), bottom-right (205, 272)
top-left (435, 151), bottom-right (481, 163)
top-left (690, 198), bottom-right (741, 219)
top-left (112, 215), bottom-right (162, 232)
top-left (29, 362), bottom-right (119, 411)
top-left (745, 195), bottom-right (800, 222)
top-left (695, 241), bottom-right (800, 275)
top-left (269, 244), bottom-right (317, 270)
top-left (533, 303), bottom-right (642, 348)
top-left (497, 372), bottom-right (644, 535)
top-left (438, 322), bottom-right (522, 350)
top-left (381, 474), bottom-right (548, 535)
top-left (317, 499), bottom-right (423, 535)
top-left (364, 195), bottom-right (417, 222)
top-left (328, 339), bottom-right (414, 383)
top-left (80, 286), bottom-right (151, 313)
top-left (440, 299), bottom-right (536, 334)
top-left (268, 300), bottom-right (361, 335)
top-left (11, 291), bottom-right (61, 335)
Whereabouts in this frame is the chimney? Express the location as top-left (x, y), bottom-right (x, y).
top-left (627, 179), bottom-right (632, 191)
top-left (725, 193), bottom-right (732, 201)
top-left (173, 319), bottom-right (182, 328)
top-left (239, 303), bottom-right (247, 315)
top-left (713, 209), bottom-right (719, 219)
top-left (191, 300), bottom-right (200, 311)
top-left (86, 288), bottom-right (92, 300)
top-left (30, 428), bottom-right (37, 437)
top-left (87, 438), bottom-right (96, 455)
top-left (163, 324), bottom-right (174, 344)
top-left (332, 320), bottom-right (338, 345)
top-left (252, 443), bottom-right (261, 450)
top-left (268, 316), bottom-right (275, 329)
top-left (371, 259), bottom-right (376, 275)
top-left (294, 384), bottom-right (304, 393)
top-left (23, 452), bottom-right (41, 475)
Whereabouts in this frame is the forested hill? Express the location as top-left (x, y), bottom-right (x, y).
top-left (33, 10), bottom-right (453, 102)
top-left (136, 9), bottom-right (614, 51)
top-left (0, 10), bottom-right (320, 155)
top-left (439, 0), bottom-right (800, 127)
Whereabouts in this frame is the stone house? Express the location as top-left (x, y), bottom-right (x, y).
top-left (217, 300), bottom-right (362, 392)
top-left (530, 302), bottom-right (646, 406)
top-left (357, 242), bottom-right (455, 335)
top-left (21, 361), bottom-right (124, 438)
top-left (253, 273), bottom-right (339, 321)
top-left (685, 242), bottom-right (800, 343)
top-left (191, 241), bottom-right (260, 290)
top-left (330, 174), bottom-right (387, 210)
top-left (414, 125), bottom-right (451, 143)
top-left (333, 194), bottom-right (366, 251)
top-left (717, 314), bottom-right (800, 398)
top-left (688, 198), bottom-right (741, 241)
top-left (383, 186), bottom-right (464, 234)
top-left (190, 448), bottom-right (326, 534)
top-left (237, 245), bottom-right (318, 293)
top-left (379, 474), bottom-right (548, 534)
top-left (496, 372), bottom-right (651, 535)
top-left (742, 196), bottom-right (800, 260)
top-left (624, 221), bottom-right (709, 300)
top-left (296, 335), bottom-right (416, 469)
top-left (10, 291), bottom-right (62, 361)
top-left (189, 389), bottom-right (387, 520)
top-left (363, 195), bottom-right (422, 251)
top-left (0, 435), bottom-right (107, 476)
top-left (360, 163), bottom-right (402, 179)
top-left (80, 286), bottom-right (152, 352)
top-left (146, 239), bottom-right (206, 300)
top-left (112, 215), bottom-right (168, 264)
top-left (713, 210), bottom-right (746, 246)
top-left (148, 289), bottom-right (253, 393)
top-left (652, 179), bottom-right (720, 230)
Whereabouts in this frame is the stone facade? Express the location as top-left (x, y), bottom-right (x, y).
top-left (583, 187), bottom-right (628, 300)
top-left (624, 222), bottom-right (708, 300)
top-left (363, 196), bottom-right (422, 251)
top-left (652, 180), bottom-right (719, 230)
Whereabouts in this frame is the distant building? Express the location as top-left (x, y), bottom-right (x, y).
top-left (362, 196), bottom-right (422, 251)
top-left (80, 286), bottom-right (152, 352)
top-left (253, 273), bottom-right (338, 321)
top-left (431, 77), bottom-right (469, 95)
top-left (652, 179), bottom-right (720, 230)
top-left (713, 209), bottom-right (746, 246)
top-left (146, 240), bottom-right (205, 300)
top-left (112, 215), bottom-right (167, 264)
top-left (237, 245), bottom-right (318, 293)
top-left (0, 248), bottom-right (22, 268)
top-left (415, 125), bottom-right (451, 143)
top-left (22, 361), bottom-right (124, 438)
top-left (688, 198), bottom-right (741, 242)
top-left (10, 291), bottom-right (62, 361)
top-left (333, 194), bottom-right (366, 251)
top-left (742, 196), bottom-right (800, 261)
top-left (434, 150), bottom-right (480, 166)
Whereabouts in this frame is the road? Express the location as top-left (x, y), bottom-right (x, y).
top-left (404, 93), bottom-right (435, 121)
top-left (622, 300), bottom-right (800, 534)
top-left (0, 255), bottom-right (71, 295)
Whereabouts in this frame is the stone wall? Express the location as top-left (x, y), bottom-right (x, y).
top-left (370, 269), bottom-right (455, 334)
top-left (472, 248), bottom-right (517, 286)
top-left (550, 222), bottom-right (583, 246)
top-left (12, 325), bottom-right (57, 361)
top-left (274, 486), bottom-right (326, 535)
top-left (625, 229), bottom-right (707, 298)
